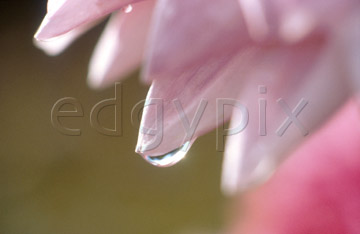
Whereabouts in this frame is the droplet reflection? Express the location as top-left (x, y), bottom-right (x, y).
top-left (122, 4), bottom-right (133, 13)
top-left (145, 141), bottom-right (192, 167)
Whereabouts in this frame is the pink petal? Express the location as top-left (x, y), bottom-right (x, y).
top-left (34, 0), bottom-right (144, 40)
top-left (273, 0), bottom-right (358, 26)
top-left (336, 12), bottom-right (360, 95)
top-left (136, 0), bottom-right (255, 156)
top-left (34, 21), bottom-right (97, 56)
top-left (221, 35), bottom-right (352, 194)
top-left (136, 50), bottom-right (258, 157)
top-left (141, 0), bottom-right (252, 84)
top-left (238, 0), bottom-right (359, 44)
top-left (141, 0), bottom-right (359, 85)
top-left (87, 0), bottom-right (155, 89)
top-left (228, 100), bottom-right (360, 234)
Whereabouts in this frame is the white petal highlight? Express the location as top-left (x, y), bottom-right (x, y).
top-left (238, 0), bottom-right (269, 41)
top-left (34, 0), bottom-right (144, 40)
top-left (34, 22), bottom-right (96, 56)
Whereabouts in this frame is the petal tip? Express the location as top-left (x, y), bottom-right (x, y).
top-left (33, 16), bottom-right (53, 41)
top-left (87, 74), bottom-right (105, 90)
top-left (33, 38), bottom-right (61, 56)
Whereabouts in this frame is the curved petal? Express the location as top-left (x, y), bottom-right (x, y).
top-left (141, 0), bottom-right (252, 84)
top-left (34, 21), bottom-right (97, 56)
top-left (34, 0), bottom-right (144, 40)
top-left (221, 36), bottom-right (353, 195)
top-left (136, 0), bottom-right (256, 157)
top-left (136, 50), bottom-right (259, 157)
top-left (87, 0), bottom-right (156, 89)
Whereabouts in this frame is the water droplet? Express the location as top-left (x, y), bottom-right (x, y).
top-left (122, 4), bottom-right (133, 13)
top-left (144, 141), bottom-right (192, 167)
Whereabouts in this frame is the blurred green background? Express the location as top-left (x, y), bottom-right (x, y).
top-left (0, 1), bottom-right (226, 233)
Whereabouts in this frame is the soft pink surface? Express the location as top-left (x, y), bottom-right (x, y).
top-left (227, 100), bottom-right (360, 234)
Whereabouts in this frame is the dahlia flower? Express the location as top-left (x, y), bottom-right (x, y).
top-left (34, 0), bottom-right (359, 197)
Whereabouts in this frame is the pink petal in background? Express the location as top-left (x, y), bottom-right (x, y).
top-left (226, 100), bottom-right (360, 234)
top-left (222, 34), bottom-right (352, 194)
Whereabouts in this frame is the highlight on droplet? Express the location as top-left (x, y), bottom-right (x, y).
top-left (144, 141), bottom-right (193, 167)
